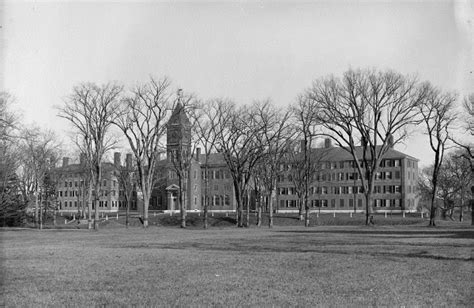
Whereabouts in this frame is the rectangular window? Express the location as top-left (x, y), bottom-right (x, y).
top-left (349, 198), bottom-right (354, 207)
top-left (331, 199), bottom-right (335, 207)
top-left (339, 161), bottom-right (344, 168)
top-left (74, 201), bottom-right (77, 208)
top-left (65, 191), bottom-right (68, 197)
top-left (386, 172), bottom-right (392, 180)
top-left (340, 199), bottom-right (344, 207)
top-left (358, 199), bottom-right (363, 207)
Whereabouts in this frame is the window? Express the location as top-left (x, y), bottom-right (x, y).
top-left (358, 199), bottom-right (363, 207)
top-left (59, 191), bottom-right (63, 197)
top-left (338, 173), bottom-right (344, 181)
top-left (75, 181), bottom-right (78, 187)
top-left (322, 187), bottom-right (328, 195)
top-left (65, 191), bottom-right (68, 197)
top-left (339, 161), bottom-right (345, 168)
top-left (64, 181), bottom-right (68, 187)
top-left (349, 198), bottom-right (354, 207)
top-left (395, 171), bottom-right (400, 179)
top-left (321, 200), bottom-right (328, 207)
top-left (74, 201), bottom-right (77, 208)
top-left (386, 172), bottom-right (392, 180)
top-left (214, 195), bottom-right (220, 206)
top-left (225, 195), bottom-right (230, 206)
top-left (331, 199), bottom-right (336, 207)
top-left (339, 199), bottom-right (344, 207)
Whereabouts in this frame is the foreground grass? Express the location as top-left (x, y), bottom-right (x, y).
top-left (1, 225), bottom-right (473, 307)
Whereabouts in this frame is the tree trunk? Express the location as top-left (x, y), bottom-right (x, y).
top-left (53, 205), bottom-right (57, 226)
top-left (125, 198), bottom-right (130, 228)
top-left (298, 198), bottom-right (304, 221)
top-left (34, 193), bottom-right (39, 229)
top-left (204, 175), bottom-right (209, 229)
top-left (246, 191), bottom-right (250, 228)
top-left (304, 196), bottom-right (310, 227)
top-left (365, 193), bottom-right (373, 225)
top-left (268, 191), bottom-right (274, 228)
top-left (459, 193), bottom-right (464, 222)
top-left (39, 194), bottom-right (43, 230)
top-left (429, 192), bottom-right (437, 227)
top-left (179, 176), bottom-right (186, 228)
top-left (256, 195), bottom-right (262, 227)
top-left (87, 182), bottom-right (93, 230)
top-left (94, 179), bottom-right (100, 230)
top-left (143, 197), bottom-right (150, 228)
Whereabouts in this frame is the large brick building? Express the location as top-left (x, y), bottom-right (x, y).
top-left (55, 103), bottom-right (419, 214)
top-left (55, 153), bottom-right (137, 215)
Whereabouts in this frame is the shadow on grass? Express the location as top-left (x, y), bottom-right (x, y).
top-left (274, 229), bottom-right (474, 239)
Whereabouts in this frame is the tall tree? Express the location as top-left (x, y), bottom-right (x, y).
top-left (305, 68), bottom-right (429, 225)
top-left (18, 127), bottom-right (61, 229)
top-left (215, 102), bottom-right (267, 227)
top-left (418, 87), bottom-right (456, 226)
top-left (252, 102), bottom-right (293, 228)
top-left (58, 82), bottom-right (123, 230)
top-left (114, 77), bottom-right (170, 228)
top-left (189, 99), bottom-right (221, 229)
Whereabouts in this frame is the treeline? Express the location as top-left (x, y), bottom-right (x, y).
top-left (1, 68), bottom-right (472, 228)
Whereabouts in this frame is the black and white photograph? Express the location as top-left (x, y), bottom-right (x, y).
top-left (1, 0), bottom-right (473, 306)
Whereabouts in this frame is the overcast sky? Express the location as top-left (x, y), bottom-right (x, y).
top-left (2, 0), bottom-right (473, 167)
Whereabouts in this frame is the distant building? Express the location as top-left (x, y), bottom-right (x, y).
top-left (276, 140), bottom-right (419, 213)
top-left (55, 153), bottom-right (137, 215)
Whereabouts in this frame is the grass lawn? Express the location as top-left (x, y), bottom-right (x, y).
top-left (1, 222), bottom-right (473, 307)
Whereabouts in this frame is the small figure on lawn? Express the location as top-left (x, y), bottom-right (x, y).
top-left (369, 215), bottom-right (375, 225)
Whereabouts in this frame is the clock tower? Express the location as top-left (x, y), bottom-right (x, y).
top-left (166, 90), bottom-right (191, 159)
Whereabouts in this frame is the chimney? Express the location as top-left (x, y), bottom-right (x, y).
top-left (324, 138), bottom-right (332, 148)
top-left (80, 153), bottom-right (86, 166)
top-left (196, 147), bottom-right (201, 161)
top-left (62, 157), bottom-right (69, 167)
top-left (126, 153), bottom-right (132, 169)
top-left (387, 134), bottom-right (394, 148)
top-left (114, 152), bottom-right (121, 167)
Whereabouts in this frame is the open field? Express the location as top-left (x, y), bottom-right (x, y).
top-left (1, 224), bottom-right (473, 307)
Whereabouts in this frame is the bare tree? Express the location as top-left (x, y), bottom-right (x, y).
top-left (58, 82), bottom-right (123, 230)
top-left (189, 99), bottom-right (221, 229)
top-left (18, 127), bottom-right (61, 229)
top-left (215, 102), bottom-right (267, 227)
top-left (0, 92), bottom-right (18, 142)
top-left (419, 88), bottom-right (457, 226)
top-left (305, 68), bottom-right (428, 225)
top-left (114, 77), bottom-right (170, 228)
top-left (252, 102), bottom-right (293, 228)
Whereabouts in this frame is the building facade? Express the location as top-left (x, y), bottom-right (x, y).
top-left (55, 103), bottom-right (419, 214)
top-left (55, 153), bottom-right (137, 215)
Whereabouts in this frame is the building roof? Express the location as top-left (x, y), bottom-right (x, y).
top-left (308, 146), bottom-right (418, 162)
